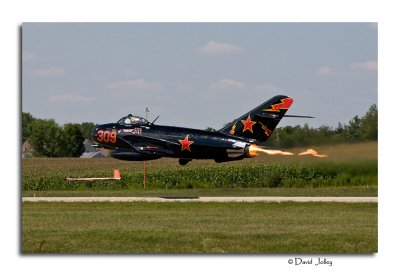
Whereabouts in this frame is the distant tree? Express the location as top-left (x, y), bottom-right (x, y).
top-left (22, 112), bottom-right (36, 143)
top-left (205, 127), bottom-right (217, 132)
top-left (62, 123), bottom-right (85, 157)
top-left (344, 115), bottom-right (362, 141)
top-left (28, 119), bottom-right (63, 157)
top-left (360, 104), bottom-right (378, 140)
top-left (317, 125), bottom-right (333, 138)
top-left (262, 104), bottom-right (377, 147)
top-left (336, 122), bottom-right (344, 134)
top-left (276, 126), bottom-right (296, 148)
top-left (79, 122), bottom-right (96, 140)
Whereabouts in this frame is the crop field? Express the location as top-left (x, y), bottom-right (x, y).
top-left (21, 142), bottom-right (378, 253)
top-left (22, 201), bottom-right (377, 253)
top-left (22, 142), bottom-right (378, 196)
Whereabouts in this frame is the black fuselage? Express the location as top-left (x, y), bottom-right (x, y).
top-left (91, 95), bottom-right (294, 164)
top-left (92, 122), bottom-right (252, 163)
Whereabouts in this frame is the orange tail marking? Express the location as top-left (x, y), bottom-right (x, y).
top-left (264, 97), bottom-right (294, 112)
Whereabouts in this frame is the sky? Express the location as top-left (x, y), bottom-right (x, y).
top-left (5, 1), bottom-right (400, 273)
top-left (22, 23), bottom-right (377, 130)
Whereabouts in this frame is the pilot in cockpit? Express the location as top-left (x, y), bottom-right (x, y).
top-left (130, 117), bottom-right (141, 124)
top-left (122, 114), bottom-right (144, 125)
top-left (123, 117), bottom-right (131, 124)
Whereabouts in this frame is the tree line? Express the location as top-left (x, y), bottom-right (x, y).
top-left (23, 104), bottom-right (377, 157)
top-left (22, 113), bottom-right (95, 157)
top-left (262, 104), bottom-right (377, 148)
top-left (205, 104), bottom-right (378, 148)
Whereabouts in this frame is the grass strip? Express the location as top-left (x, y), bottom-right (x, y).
top-left (22, 201), bottom-right (377, 253)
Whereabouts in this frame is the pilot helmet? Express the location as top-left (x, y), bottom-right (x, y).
top-left (130, 116), bottom-right (140, 123)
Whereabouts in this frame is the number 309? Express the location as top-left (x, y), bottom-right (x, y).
top-left (97, 130), bottom-right (116, 143)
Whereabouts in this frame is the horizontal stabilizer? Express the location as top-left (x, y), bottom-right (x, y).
top-left (284, 115), bottom-right (315, 118)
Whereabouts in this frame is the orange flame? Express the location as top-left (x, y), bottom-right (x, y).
top-left (248, 144), bottom-right (328, 158)
top-left (248, 144), bottom-right (294, 157)
top-left (298, 149), bottom-right (328, 158)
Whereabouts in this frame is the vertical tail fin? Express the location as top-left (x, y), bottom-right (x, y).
top-left (218, 95), bottom-right (293, 143)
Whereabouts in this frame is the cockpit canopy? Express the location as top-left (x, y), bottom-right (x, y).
top-left (117, 114), bottom-right (149, 125)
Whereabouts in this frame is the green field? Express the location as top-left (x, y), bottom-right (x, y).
top-left (22, 201), bottom-right (377, 253)
top-left (21, 142), bottom-right (378, 253)
top-left (22, 142), bottom-right (378, 196)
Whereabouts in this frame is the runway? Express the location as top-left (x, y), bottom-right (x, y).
top-left (22, 196), bottom-right (377, 203)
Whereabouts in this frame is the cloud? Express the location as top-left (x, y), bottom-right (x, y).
top-left (106, 78), bottom-right (161, 92)
top-left (317, 60), bottom-right (377, 77)
top-left (48, 94), bottom-right (96, 103)
top-left (350, 60), bottom-right (378, 71)
top-left (22, 51), bottom-right (35, 62)
top-left (252, 83), bottom-right (283, 94)
top-left (317, 66), bottom-right (334, 76)
top-left (32, 67), bottom-right (65, 77)
top-left (198, 41), bottom-right (244, 55)
top-left (208, 78), bottom-right (246, 92)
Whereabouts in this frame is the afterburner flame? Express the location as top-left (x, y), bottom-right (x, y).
top-left (248, 144), bottom-right (294, 157)
top-left (298, 149), bottom-right (328, 158)
top-left (247, 145), bottom-right (328, 158)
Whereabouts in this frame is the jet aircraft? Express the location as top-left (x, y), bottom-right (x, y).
top-left (92, 95), bottom-right (306, 165)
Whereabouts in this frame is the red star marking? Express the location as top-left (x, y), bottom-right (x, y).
top-left (241, 114), bottom-right (257, 133)
top-left (179, 134), bottom-right (194, 152)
